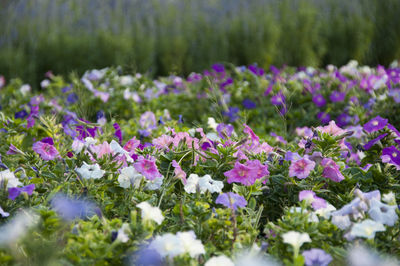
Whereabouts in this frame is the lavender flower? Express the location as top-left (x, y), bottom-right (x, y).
top-left (216, 192), bottom-right (247, 211)
top-left (8, 184), bottom-right (35, 200)
top-left (302, 249), bottom-right (332, 266)
top-left (363, 116), bottom-right (388, 133)
top-left (50, 194), bottom-right (100, 221)
top-left (363, 133), bottom-right (388, 150)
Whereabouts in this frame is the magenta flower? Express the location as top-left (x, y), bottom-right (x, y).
top-left (134, 156), bottom-right (162, 181)
top-left (123, 137), bottom-right (140, 155)
top-left (321, 158), bottom-right (344, 182)
top-left (363, 116), bottom-right (388, 133)
top-left (224, 161), bottom-right (257, 186)
top-left (243, 124), bottom-right (259, 145)
top-left (289, 156), bottom-right (315, 179)
top-left (113, 123), bottom-right (122, 143)
top-left (216, 192), bottom-right (247, 211)
top-left (172, 160), bottom-right (187, 184)
top-left (32, 141), bottom-right (60, 161)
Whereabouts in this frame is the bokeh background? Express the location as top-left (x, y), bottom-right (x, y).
top-left (1, 0), bottom-right (400, 85)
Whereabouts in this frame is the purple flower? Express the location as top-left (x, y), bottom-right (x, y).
top-left (223, 107), bottom-right (240, 122)
top-left (242, 98), bottom-right (256, 109)
top-left (329, 91), bottom-right (345, 102)
top-left (8, 184), bottom-right (35, 200)
top-left (15, 110), bottom-right (28, 119)
top-left (381, 146), bottom-right (400, 169)
top-left (363, 116), bottom-right (388, 133)
top-left (248, 64), bottom-right (265, 76)
top-left (212, 63), bottom-right (225, 73)
top-left (50, 194), bottom-right (100, 221)
top-left (321, 158), bottom-right (344, 182)
top-left (216, 123), bottom-right (234, 139)
top-left (216, 192), bottom-right (247, 211)
top-left (299, 190), bottom-right (327, 210)
top-left (67, 93), bottom-right (78, 104)
top-left (289, 156), bottom-right (316, 179)
top-left (388, 89), bottom-right (400, 103)
top-left (336, 113), bottom-right (351, 127)
top-left (302, 249), bottom-right (332, 266)
top-left (6, 144), bottom-right (24, 155)
top-left (32, 141), bottom-right (60, 161)
top-left (41, 137), bottom-right (54, 145)
top-left (113, 123), bottom-right (122, 143)
top-left (317, 112), bottom-right (331, 124)
top-left (139, 111), bottom-right (157, 131)
top-left (387, 123), bottom-right (400, 137)
top-left (363, 133), bottom-right (388, 150)
top-left (312, 94), bottom-right (326, 108)
top-left (271, 91), bottom-right (285, 106)
top-left (133, 246), bottom-right (163, 266)
top-left (224, 161), bottom-right (257, 186)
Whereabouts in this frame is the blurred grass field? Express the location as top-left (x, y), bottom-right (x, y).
top-left (1, 0), bottom-right (400, 85)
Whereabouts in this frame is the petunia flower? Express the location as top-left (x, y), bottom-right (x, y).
top-left (118, 166), bottom-right (143, 189)
top-left (205, 255), bottom-right (234, 266)
top-left (32, 141), bottom-right (60, 161)
top-left (321, 158), bottom-right (345, 182)
top-left (368, 198), bottom-right (398, 226)
top-left (363, 133), bottom-right (388, 150)
top-left (8, 184), bottom-right (35, 200)
top-left (216, 192), bottom-right (247, 211)
top-left (137, 202), bottom-right (164, 225)
top-left (75, 162), bottom-right (105, 179)
top-left (329, 91), bottom-right (345, 102)
top-left (172, 160), bottom-right (187, 185)
top-left (0, 169), bottom-right (22, 189)
top-left (312, 94), bottom-right (326, 108)
top-left (302, 249), bottom-right (332, 266)
top-left (282, 231), bottom-right (311, 255)
top-left (289, 156), bottom-right (315, 179)
top-left (381, 146), bottom-right (400, 170)
top-left (51, 194), bottom-right (100, 221)
top-left (363, 116), bottom-right (388, 133)
top-left (0, 206), bottom-right (9, 218)
top-left (134, 156), bottom-right (162, 181)
top-left (350, 219), bottom-right (385, 239)
top-left (317, 112), bottom-right (331, 124)
top-left (144, 176), bottom-right (164, 191)
top-left (299, 190), bottom-right (327, 210)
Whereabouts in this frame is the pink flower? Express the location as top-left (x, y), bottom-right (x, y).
top-left (123, 137), bottom-right (140, 155)
top-left (91, 141), bottom-right (112, 158)
top-left (172, 160), bottom-right (187, 184)
top-left (134, 156), bottom-right (162, 181)
top-left (299, 190), bottom-right (327, 210)
top-left (224, 160), bottom-right (269, 186)
top-left (243, 124), bottom-right (259, 145)
top-left (321, 158), bottom-right (344, 182)
top-left (153, 135), bottom-right (174, 150)
top-left (32, 141), bottom-right (60, 161)
top-left (289, 156), bottom-right (315, 179)
top-left (316, 120), bottom-right (346, 136)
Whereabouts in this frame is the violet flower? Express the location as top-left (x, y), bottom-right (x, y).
top-left (113, 123), bottom-right (122, 143)
top-left (242, 99), bottom-right (256, 109)
top-left (312, 94), bottom-right (326, 108)
top-left (32, 141), bottom-right (60, 161)
top-left (381, 146), bottom-right (400, 169)
top-left (317, 112), bottom-right (330, 124)
top-left (330, 91), bottom-right (346, 102)
top-left (8, 184), bottom-right (35, 200)
top-left (363, 116), bottom-right (388, 133)
top-left (216, 192), bottom-right (247, 211)
top-left (321, 158), bottom-right (344, 182)
top-left (302, 249), bottom-right (332, 266)
top-left (363, 133), bottom-right (388, 150)
top-left (50, 194), bottom-right (100, 221)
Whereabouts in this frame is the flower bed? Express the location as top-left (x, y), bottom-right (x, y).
top-left (0, 61), bottom-right (399, 265)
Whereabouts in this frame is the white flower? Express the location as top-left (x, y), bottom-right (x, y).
top-left (315, 203), bottom-right (336, 219)
top-left (116, 223), bottom-right (130, 243)
top-left (206, 132), bottom-right (221, 142)
top-left (289, 207), bottom-right (318, 223)
top-left (184, 174), bottom-right (199, 193)
top-left (120, 75), bottom-right (134, 86)
top-left (149, 233), bottom-right (184, 258)
top-left (72, 138), bottom-right (85, 153)
top-left (144, 176), bottom-right (163, 191)
top-left (19, 84), bottom-right (31, 95)
top-left (184, 174), bottom-right (223, 194)
top-left (368, 199), bottom-right (398, 226)
top-left (198, 174), bottom-right (224, 193)
top-left (0, 169), bottom-right (22, 189)
top-left (177, 231), bottom-right (205, 258)
top-left (347, 245), bottom-right (399, 266)
top-left (282, 231), bottom-right (311, 253)
top-left (331, 215), bottom-right (351, 230)
top-left (382, 192), bottom-right (397, 205)
top-left (84, 137), bottom-right (98, 147)
top-left (118, 166), bottom-right (143, 189)
top-left (0, 206), bottom-right (9, 218)
top-left (0, 209), bottom-right (39, 245)
top-left (75, 162), bottom-right (105, 179)
top-left (208, 117), bottom-right (218, 131)
top-left (137, 202), bottom-right (164, 225)
top-left (205, 255), bottom-right (234, 266)
top-left (110, 140), bottom-right (134, 163)
top-left (350, 219), bottom-right (385, 239)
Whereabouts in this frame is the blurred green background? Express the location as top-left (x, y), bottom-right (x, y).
top-left (1, 0), bottom-right (400, 85)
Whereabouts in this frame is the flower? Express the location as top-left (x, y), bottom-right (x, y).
top-left (299, 190), bottom-right (327, 210)
top-left (368, 198), bottom-right (398, 226)
top-left (302, 249), bottom-right (332, 266)
top-left (0, 206), bottom-right (9, 218)
top-left (382, 192), bottom-right (397, 205)
top-left (172, 160), bottom-right (187, 184)
top-left (316, 120), bottom-right (345, 136)
top-left (118, 166), bottom-right (143, 189)
top-left (115, 223), bottom-right (130, 243)
top-left (282, 231), bottom-right (311, 254)
top-left (75, 162), bottom-right (105, 179)
top-left (350, 219), bottom-right (385, 239)
top-left (242, 98), bottom-right (256, 109)
top-left (144, 176), bottom-right (164, 191)
top-left (363, 116), bottom-right (388, 133)
top-left (176, 231), bottom-right (205, 258)
top-left (363, 133), bottom-right (388, 150)
top-left (224, 160), bottom-right (268, 186)
top-left (216, 123), bottom-right (234, 139)
top-left (381, 146), bottom-right (400, 169)
top-left (184, 174), bottom-right (223, 194)
top-left (321, 158), bottom-right (345, 182)
top-left (205, 255), bottom-right (234, 266)
top-left (32, 141), bottom-right (60, 161)
top-left (8, 184), bottom-right (35, 200)
top-left (289, 156), bottom-right (315, 179)
top-left (0, 169), bottom-right (22, 189)
top-left (137, 202), bottom-right (164, 225)
top-left (312, 94), bottom-right (326, 108)
top-left (0, 210), bottom-right (39, 245)
top-left (113, 123), bottom-right (122, 143)
top-left (134, 156), bottom-right (162, 181)
top-left (329, 91), bottom-right (345, 102)
top-left (50, 194), bottom-right (100, 221)
top-left (216, 192), bottom-right (247, 211)
top-left (317, 112), bottom-right (331, 124)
